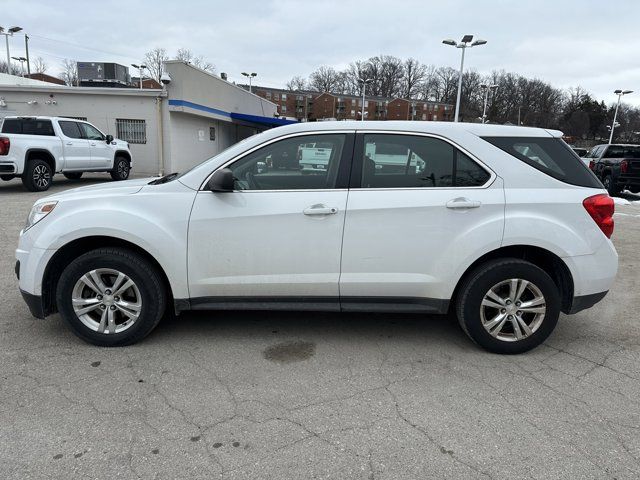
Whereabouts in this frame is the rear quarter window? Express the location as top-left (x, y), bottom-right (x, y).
top-left (482, 136), bottom-right (602, 188)
top-left (0, 119), bottom-right (55, 136)
top-left (1, 119), bottom-right (21, 134)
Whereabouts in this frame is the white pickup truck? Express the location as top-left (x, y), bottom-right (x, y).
top-left (0, 116), bottom-right (132, 191)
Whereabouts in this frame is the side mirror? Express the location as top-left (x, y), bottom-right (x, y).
top-left (207, 167), bottom-right (235, 192)
top-left (106, 134), bottom-right (114, 144)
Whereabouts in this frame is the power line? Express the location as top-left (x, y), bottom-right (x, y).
top-left (25, 33), bottom-right (140, 61)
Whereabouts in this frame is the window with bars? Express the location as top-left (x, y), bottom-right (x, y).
top-left (115, 119), bottom-right (147, 144)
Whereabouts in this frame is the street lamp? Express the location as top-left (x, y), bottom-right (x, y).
top-left (131, 64), bottom-right (147, 90)
top-left (0, 26), bottom-right (22, 73)
top-left (480, 84), bottom-right (498, 123)
top-left (442, 35), bottom-right (487, 122)
top-left (11, 56), bottom-right (26, 77)
top-left (358, 78), bottom-right (372, 121)
top-left (609, 89), bottom-right (633, 144)
top-left (241, 72), bottom-right (257, 93)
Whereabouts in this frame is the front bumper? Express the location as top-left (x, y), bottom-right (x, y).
top-left (20, 289), bottom-right (45, 319)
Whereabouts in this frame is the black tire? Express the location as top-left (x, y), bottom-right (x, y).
top-left (56, 248), bottom-right (166, 347)
top-left (456, 258), bottom-right (561, 354)
top-left (602, 174), bottom-right (621, 196)
top-left (110, 156), bottom-right (130, 181)
top-left (21, 159), bottom-right (52, 192)
top-left (0, 174), bottom-right (14, 181)
top-left (63, 172), bottom-right (83, 180)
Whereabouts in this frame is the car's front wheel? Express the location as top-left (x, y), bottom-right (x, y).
top-left (456, 258), bottom-right (561, 354)
top-left (56, 248), bottom-right (166, 346)
top-left (110, 157), bottom-right (130, 181)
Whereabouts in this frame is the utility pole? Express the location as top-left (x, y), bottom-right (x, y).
top-left (24, 34), bottom-right (30, 76)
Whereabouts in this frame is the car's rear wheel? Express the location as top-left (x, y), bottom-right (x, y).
top-left (56, 248), bottom-right (166, 346)
top-left (22, 159), bottom-right (52, 192)
top-left (110, 157), bottom-right (130, 181)
top-left (456, 258), bottom-right (561, 354)
top-left (63, 172), bottom-right (83, 180)
top-left (602, 174), bottom-right (621, 196)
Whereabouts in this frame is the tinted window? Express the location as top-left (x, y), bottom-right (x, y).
top-left (483, 136), bottom-right (602, 188)
top-left (229, 134), bottom-right (346, 190)
top-left (22, 119), bottom-right (55, 136)
top-left (58, 121), bottom-right (83, 139)
top-left (1, 119), bottom-right (21, 134)
top-left (79, 123), bottom-right (104, 140)
top-left (1, 119), bottom-right (55, 136)
top-left (605, 146), bottom-right (624, 158)
top-left (361, 134), bottom-right (490, 188)
top-left (604, 145), bottom-right (640, 159)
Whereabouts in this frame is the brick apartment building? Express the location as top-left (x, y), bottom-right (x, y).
top-left (241, 85), bottom-right (453, 122)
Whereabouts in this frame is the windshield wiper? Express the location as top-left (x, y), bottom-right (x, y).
top-left (149, 172), bottom-right (179, 185)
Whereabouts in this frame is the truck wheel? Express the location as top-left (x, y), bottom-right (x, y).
top-left (56, 248), bottom-right (166, 347)
top-left (456, 258), bottom-right (561, 354)
top-left (110, 157), bottom-right (130, 181)
top-left (22, 159), bottom-right (53, 192)
top-left (63, 172), bottom-right (83, 180)
top-left (1, 174), bottom-right (14, 181)
top-left (602, 174), bottom-right (621, 196)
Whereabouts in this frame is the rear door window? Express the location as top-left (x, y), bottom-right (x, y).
top-left (21, 119), bottom-right (55, 136)
top-left (58, 121), bottom-right (83, 139)
top-left (483, 136), bottom-right (602, 188)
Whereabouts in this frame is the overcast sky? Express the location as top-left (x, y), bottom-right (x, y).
top-left (5, 0), bottom-right (640, 106)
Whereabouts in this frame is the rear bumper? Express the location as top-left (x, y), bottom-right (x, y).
top-left (0, 161), bottom-right (17, 174)
top-left (568, 291), bottom-right (608, 314)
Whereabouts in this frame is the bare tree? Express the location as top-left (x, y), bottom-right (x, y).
top-left (402, 58), bottom-right (427, 99)
top-left (308, 66), bottom-right (342, 93)
top-left (60, 59), bottom-right (78, 86)
top-left (33, 57), bottom-right (48, 74)
top-left (0, 60), bottom-right (20, 75)
top-left (286, 75), bottom-right (306, 91)
top-left (175, 48), bottom-right (214, 73)
top-left (144, 47), bottom-right (168, 82)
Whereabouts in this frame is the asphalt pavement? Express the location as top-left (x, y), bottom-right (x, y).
top-left (1, 174), bottom-right (640, 479)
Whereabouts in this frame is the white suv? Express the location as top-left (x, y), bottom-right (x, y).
top-left (15, 121), bottom-right (618, 354)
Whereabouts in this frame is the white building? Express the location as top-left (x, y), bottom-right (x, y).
top-left (0, 62), bottom-right (291, 175)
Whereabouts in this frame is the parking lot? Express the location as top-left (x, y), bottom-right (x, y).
top-left (1, 175), bottom-right (640, 479)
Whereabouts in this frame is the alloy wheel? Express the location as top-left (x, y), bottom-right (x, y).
top-left (479, 278), bottom-right (546, 342)
top-left (71, 268), bottom-right (142, 334)
top-left (33, 164), bottom-right (51, 189)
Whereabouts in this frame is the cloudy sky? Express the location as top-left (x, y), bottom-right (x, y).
top-left (5, 0), bottom-right (640, 106)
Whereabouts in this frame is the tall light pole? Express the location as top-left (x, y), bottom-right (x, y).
top-left (480, 84), bottom-right (498, 123)
top-left (442, 35), bottom-right (487, 122)
top-left (609, 89), bottom-right (633, 144)
top-left (11, 56), bottom-right (26, 77)
top-left (0, 26), bottom-right (22, 73)
top-left (241, 72), bottom-right (257, 93)
top-left (359, 78), bottom-right (371, 121)
top-left (131, 64), bottom-right (147, 90)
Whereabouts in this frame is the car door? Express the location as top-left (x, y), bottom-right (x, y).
top-left (339, 132), bottom-right (504, 311)
top-left (187, 131), bottom-right (354, 309)
top-left (57, 121), bottom-right (91, 170)
top-left (79, 122), bottom-right (112, 169)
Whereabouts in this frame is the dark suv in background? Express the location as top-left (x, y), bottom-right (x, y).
top-left (584, 144), bottom-right (640, 195)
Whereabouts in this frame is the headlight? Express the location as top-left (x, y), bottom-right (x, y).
top-left (25, 201), bottom-right (57, 231)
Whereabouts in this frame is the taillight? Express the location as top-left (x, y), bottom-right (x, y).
top-left (0, 137), bottom-right (9, 156)
top-left (583, 194), bottom-right (614, 238)
top-left (588, 160), bottom-right (594, 170)
top-left (620, 160), bottom-right (628, 174)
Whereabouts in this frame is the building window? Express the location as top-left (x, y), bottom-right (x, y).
top-left (281, 94), bottom-right (287, 101)
top-left (116, 119), bottom-right (147, 144)
top-left (210, 127), bottom-right (216, 141)
top-left (281, 105), bottom-right (287, 113)
top-left (266, 92), bottom-right (271, 99)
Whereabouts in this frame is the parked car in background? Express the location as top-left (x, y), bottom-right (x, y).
top-left (0, 116), bottom-right (132, 191)
top-left (583, 143), bottom-right (640, 195)
top-left (571, 147), bottom-right (588, 157)
top-left (16, 122), bottom-right (617, 354)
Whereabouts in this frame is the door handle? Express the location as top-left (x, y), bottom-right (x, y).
top-left (90, 143), bottom-right (97, 146)
top-left (66, 142), bottom-right (73, 145)
top-left (446, 197), bottom-right (481, 209)
top-left (303, 204), bottom-right (338, 215)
